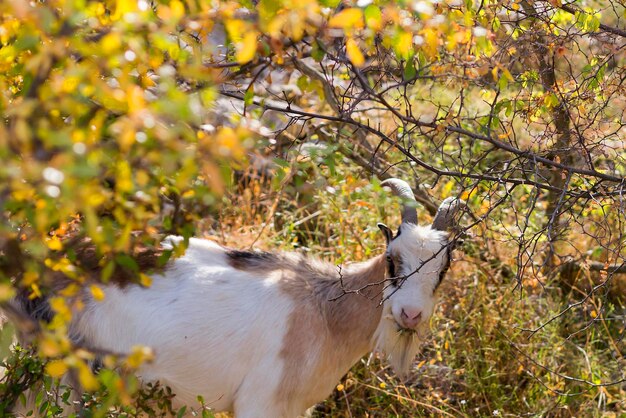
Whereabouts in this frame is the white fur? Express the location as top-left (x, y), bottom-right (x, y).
top-left (73, 239), bottom-right (295, 413)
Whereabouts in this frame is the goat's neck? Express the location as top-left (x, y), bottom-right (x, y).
top-left (276, 254), bottom-right (388, 407)
top-left (320, 254), bottom-right (387, 352)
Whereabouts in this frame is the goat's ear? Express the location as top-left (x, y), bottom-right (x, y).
top-left (377, 223), bottom-right (393, 245)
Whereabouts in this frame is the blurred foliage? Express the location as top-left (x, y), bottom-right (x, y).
top-left (1, 0), bottom-right (625, 416)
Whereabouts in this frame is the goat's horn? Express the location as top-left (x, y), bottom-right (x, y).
top-left (432, 197), bottom-right (466, 231)
top-left (381, 178), bottom-right (418, 225)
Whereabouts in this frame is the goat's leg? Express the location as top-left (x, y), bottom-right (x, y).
top-left (234, 402), bottom-right (302, 418)
top-left (233, 386), bottom-right (302, 418)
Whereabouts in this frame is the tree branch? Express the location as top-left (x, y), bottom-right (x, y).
top-left (559, 2), bottom-right (626, 38)
top-left (220, 90), bottom-right (625, 196)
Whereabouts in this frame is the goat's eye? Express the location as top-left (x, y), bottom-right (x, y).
top-left (385, 255), bottom-right (399, 286)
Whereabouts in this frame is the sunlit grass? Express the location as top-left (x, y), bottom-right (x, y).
top-left (219, 167), bottom-right (625, 417)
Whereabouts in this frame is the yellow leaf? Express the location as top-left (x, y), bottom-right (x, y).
top-left (128, 85), bottom-right (146, 113)
top-left (422, 28), bottom-right (439, 58)
top-left (113, 0), bottom-right (138, 20)
top-left (136, 170), bottom-right (149, 187)
top-left (125, 345), bottom-right (155, 368)
top-left (214, 126), bottom-right (247, 159)
top-left (328, 8), bottom-right (364, 30)
top-left (50, 297), bottom-right (70, 315)
top-left (61, 76), bottom-right (80, 94)
top-left (225, 18), bottom-right (244, 40)
top-left (139, 273), bottom-right (152, 288)
top-left (77, 361), bottom-right (99, 391)
top-left (491, 66), bottom-right (499, 81)
top-left (22, 271), bottom-right (39, 286)
top-left (460, 189), bottom-right (476, 201)
top-left (394, 31), bottom-right (413, 60)
top-left (479, 200), bottom-right (490, 215)
top-left (0, 283), bottom-right (16, 302)
top-left (346, 38), bottom-right (365, 67)
top-left (60, 283), bottom-right (80, 297)
top-left (90, 285), bottom-right (105, 301)
top-left (12, 188), bottom-right (35, 201)
top-left (224, 18), bottom-right (258, 64)
top-left (40, 338), bottom-right (62, 357)
top-left (47, 236), bottom-right (63, 251)
top-left (101, 33), bottom-right (121, 54)
top-left (29, 283), bottom-right (42, 299)
top-left (46, 360), bottom-right (68, 378)
top-left (236, 31), bottom-right (258, 64)
top-left (116, 160), bottom-right (133, 193)
top-left (442, 180), bottom-right (455, 195)
top-left (170, 0), bottom-right (185, 20)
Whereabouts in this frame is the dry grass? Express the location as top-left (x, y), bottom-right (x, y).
top-left (1, 166), bottom-right (623, 417)
top-left (218, 172), bottom-right (626, 418)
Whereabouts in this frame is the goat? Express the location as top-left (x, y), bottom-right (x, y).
top-left (5, 178), bottom-right (464, 417)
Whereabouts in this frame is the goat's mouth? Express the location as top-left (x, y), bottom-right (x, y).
top-left (387, 317), bottom-right (418, 335)
top-left (396, 325), bottom-right (418, 335)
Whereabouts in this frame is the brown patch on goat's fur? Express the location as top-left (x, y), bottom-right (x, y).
top-left (225, 249), bottom-right (388, 410)
top-left (275, 255), bottom-right (387, 412)
top-left (7, 236), bottom-right (166, 337)
top-left (224, 249), bottom-right (280, 271)
top-left (66, 237), bottom-right (165, 287)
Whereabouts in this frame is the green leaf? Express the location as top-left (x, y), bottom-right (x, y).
top-left (403, 59), bottom-right (417, 80)
top-left (492, 16), bottom-right (501, 31)
top-left (364, 5), bottom-right (382, 29)
top-left (0, 322), bottom-right (15, 361)
top-left (158, 250), bottom-right (173, 267)
top-left (296, 75), bottom-right (309, 92)
top-left (14, 35), bottom-right (39, 51)
top-left (258, 0), bottom-right (280, 22)
top-left (311, 40), bottom-right (326, 62)
top-left (101, 260), bottom-right (116, 282)
top-left (498, 74), bottom-right (508, 90)
top-left (115, 254), bottom-right (139, 272)
top-left (244, 86), bottom-right (254, 106)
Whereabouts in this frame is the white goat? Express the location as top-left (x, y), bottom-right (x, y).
top-left (7, 178), bottom-right (463, 417)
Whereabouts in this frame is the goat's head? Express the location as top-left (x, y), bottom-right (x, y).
top-left (374, 178), bottom-right (464, 377)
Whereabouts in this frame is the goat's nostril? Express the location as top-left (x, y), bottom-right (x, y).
top-left (400, 308), bottom-right (422, 328)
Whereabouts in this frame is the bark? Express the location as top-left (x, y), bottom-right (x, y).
top-left (521, 1), bottom-right (577, 273)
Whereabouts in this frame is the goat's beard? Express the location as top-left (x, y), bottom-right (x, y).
top-left (372, 309), bottom-right (424, 379)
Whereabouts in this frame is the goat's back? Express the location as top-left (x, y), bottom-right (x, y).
top-left (72, 238), bottom-right (297, 411)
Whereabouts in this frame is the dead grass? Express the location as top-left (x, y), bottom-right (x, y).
top-left (219, 173), bottom-right (625, 417)
top-left (1, 168), bottom-right (623, 417)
